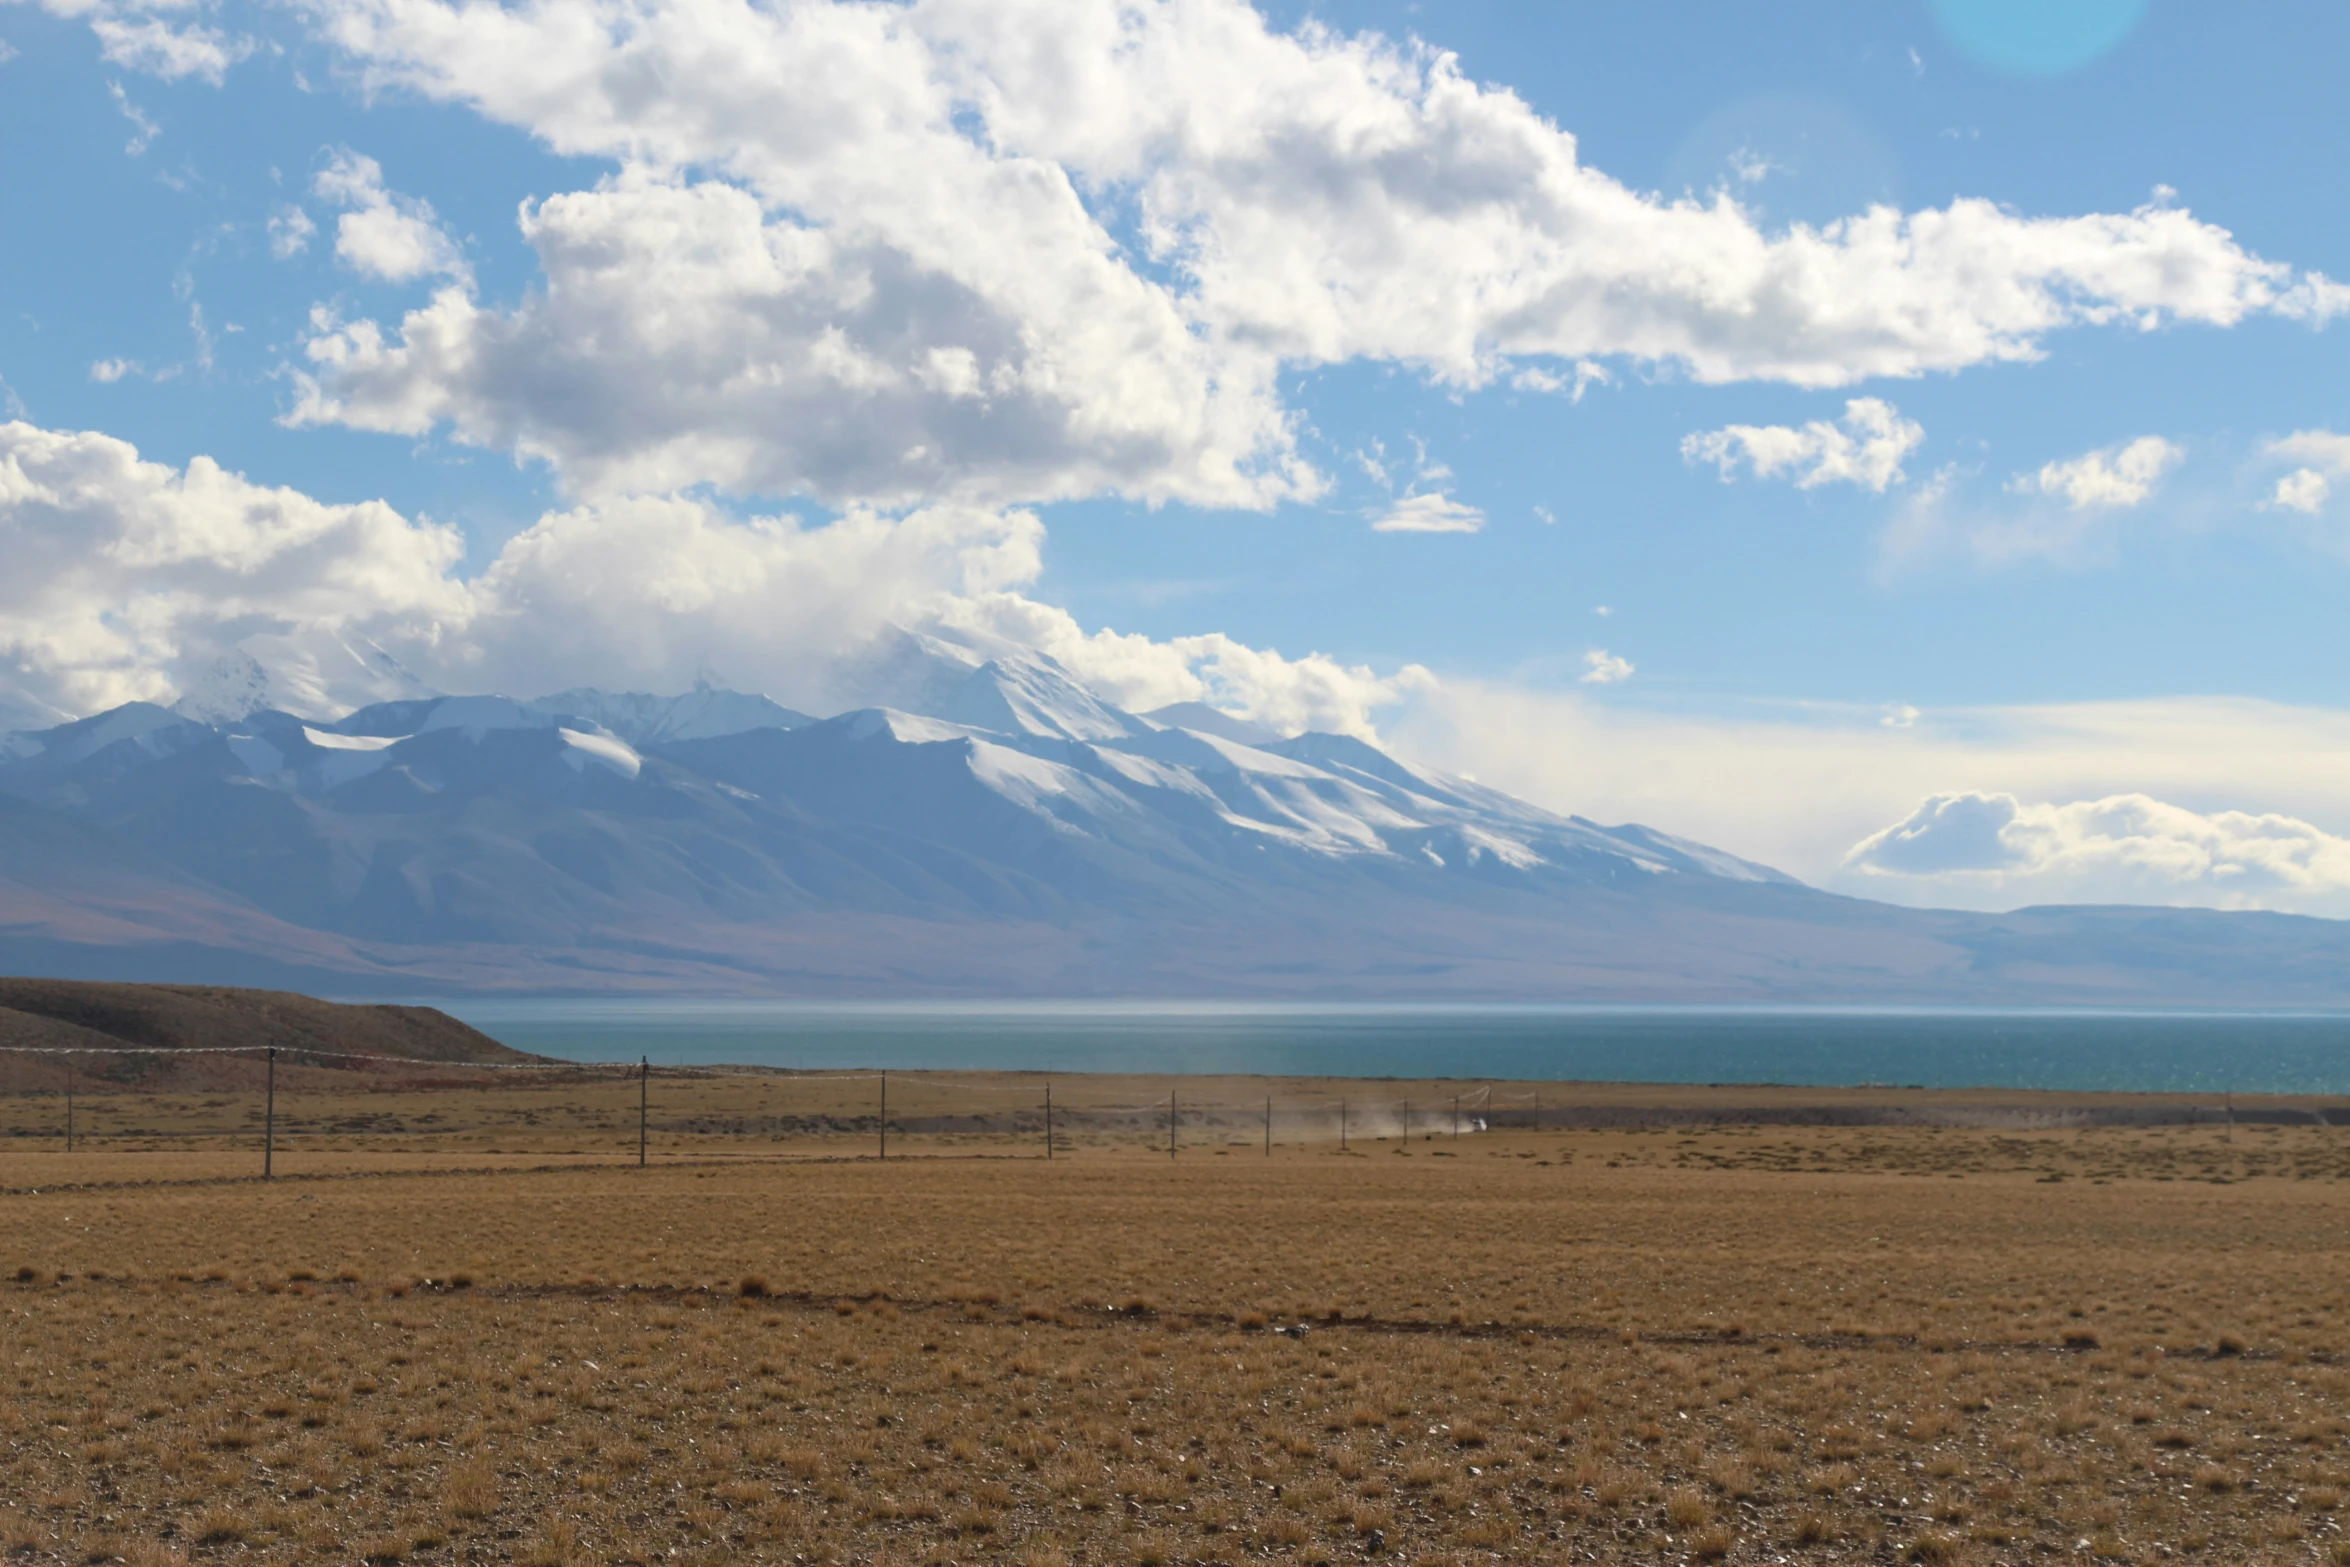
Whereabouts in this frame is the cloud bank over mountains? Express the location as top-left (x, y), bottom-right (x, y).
top-left (0, 419), bottom-right (1418, 737)
top-left (1845, 791), bottom-right (2350, 911)
top-left (9, 0), bottom-right (2350, 921)
top-left (1391, 683), bottom-right (2350, 917)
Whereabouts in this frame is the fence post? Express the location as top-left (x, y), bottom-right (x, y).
top-left (879, 1070), bottom-right (888, 1161)
top-left (1168, 1089), bottom-right (1177, 1160)
top-left (638, 1056), bottom-right (649, 1167)
top-left (1340, 1098), bottom-right (1347, 1152)
top-left (1045, 1081), bottom-right (1053, 1161)
top-left (264, 1047), bottom-right (276, 1179)
top-left (1264, 1094), bottom-right (1271, 1156)
top-left (1453, 1093), bottom-right (1460, 1139)
top-left (1401, 1100), bottom-right (1409, 1145)
top-left (65, 1061), bottom-right (74, 1153)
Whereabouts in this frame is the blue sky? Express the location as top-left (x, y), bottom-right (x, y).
top-left (4, 0), bottom-right (2350, 911)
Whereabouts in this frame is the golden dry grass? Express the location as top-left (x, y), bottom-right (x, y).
top-left (3, 1073), bottom-right (2349, 1564)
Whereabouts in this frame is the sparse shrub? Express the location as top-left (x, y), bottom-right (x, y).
top-left (1907, 1531), bottom-right (1969, 1564)
top-left (1259, 1514), bottom-right (1311, 1547)
top-left (443, 1459), bottom-right (497, 1519)
top-left (191, 1507), bottom-right (248, 1545)
top-left (519, 1518), bottom-right (576, 1567)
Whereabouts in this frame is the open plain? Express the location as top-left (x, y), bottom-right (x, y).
top-left (5, 1071), bottom-right (2350, 1566)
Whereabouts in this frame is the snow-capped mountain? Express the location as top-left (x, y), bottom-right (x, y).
top-left (6, 650), bottom-right (2350, 1002)
top-left (528, 686), bottom-right (811, 747)
top-left (0, 686), bottom-right (72, 741)
top-left (173, 630), bottom-right (440, 725)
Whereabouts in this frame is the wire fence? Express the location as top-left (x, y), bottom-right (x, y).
top-left (0, 1043), bottom-right (1542, 1176)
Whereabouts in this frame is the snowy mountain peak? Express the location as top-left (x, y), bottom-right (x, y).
top-left (816, 626), bottom-right (989, 716)
top-left (19, 702), bottom-right (197, 766)
top-left (1142, 702), bottom-right (1284, 746)
top-left (415, 695), bottom-right (563, 736)
top-left (930, 655), bottom-right (1156, 742)
top-left (0, 668), bottom-right (1809, 996)
top-left (530, 687), bottom-right (810, 746)
top-left (0, 686), bottom-right (73, 740)
top-left (173, 631), bottom-right (439, 724)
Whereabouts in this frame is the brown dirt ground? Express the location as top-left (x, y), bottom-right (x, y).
top-left (3, 1072), bottom-right (2349, 1565)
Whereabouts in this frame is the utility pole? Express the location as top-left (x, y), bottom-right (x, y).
top-left (263, 1047), bottom-right (276, 1179)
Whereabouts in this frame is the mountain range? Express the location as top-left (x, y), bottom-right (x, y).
top-left (4, 633), bottom-right (2349, 1002)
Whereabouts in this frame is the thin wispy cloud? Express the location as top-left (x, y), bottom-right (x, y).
top-left (1370, 493), bottom-right (1485, 534)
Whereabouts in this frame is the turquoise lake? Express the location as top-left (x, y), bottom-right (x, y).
top-left (439, 1001), bottom-right (2350, 1096)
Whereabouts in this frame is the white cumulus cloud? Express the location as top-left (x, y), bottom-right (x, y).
top-left (1843, 790), bottom-right (2350, 910)
top-left (1579, 649), bottom-right (1633, 685)
top-left (2008, 435), bottom-right (2183, 510)
top-left (312, 148), bottom-right (469, 285)
top-left (0, 419), bottom-right (468, 717)
top-left (2270, 467), bottom-right (2331, 515)
top-left (278, 0), bottom-right (2346, 510)
top-left (2260, 430), bottom-right (2350, 515)
top-left (1682, 397), bottom-right (1924, 493)
top-left (293, 176), bottom-right (1300, 509)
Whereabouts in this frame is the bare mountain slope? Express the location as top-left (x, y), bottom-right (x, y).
top-left (0, 978), bottom-right (537, 1090)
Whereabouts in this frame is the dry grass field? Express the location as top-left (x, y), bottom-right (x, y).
top-left (4, 1070), bottom-right (2350, 1565)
